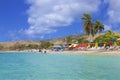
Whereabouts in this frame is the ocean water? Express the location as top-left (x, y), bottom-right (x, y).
top-left (0, 52), bottom-right (120, 80)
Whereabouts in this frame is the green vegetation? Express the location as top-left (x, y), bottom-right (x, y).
top-left (81, 13), bottom-right (104, 42)
top-left (26, 44), bottom-right (39, 49)
top-left (65, 36), bottom-right (72, 44)
top-left (11, 43), bottom-right (27, 50)
top-left (94, 20), bottom-right (104, 35)
top-left (0, 41), bottom-right (53, 51)
top-left (39, 41), bottom-right (53, 49)
top-left (0, 44), bottom-right (4, 50)
top-left (76, 37), bottom-right (89, 43)
top-left (65, 36), bottom-right (89, 44)
top-left (94, 30), bottom-right (120, 43)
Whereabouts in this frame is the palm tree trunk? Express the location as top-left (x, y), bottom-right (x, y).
top-left (89, 25), bottom-right (93, 43)
top-left (90, 33), bottom-right (93, 42)
top-left (98, 27), bottom-right (100, 36)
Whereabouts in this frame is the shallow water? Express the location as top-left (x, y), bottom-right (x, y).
top-left (0, 52), bottom-right (120, 80)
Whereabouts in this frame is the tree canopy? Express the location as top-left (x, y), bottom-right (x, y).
top-left (81, 13), bottom-right (104, 42)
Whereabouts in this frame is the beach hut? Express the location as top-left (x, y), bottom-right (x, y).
top-left (52, 45), bottom-right (62, 51)
top-left (61, 44), bottom-right (66, 49)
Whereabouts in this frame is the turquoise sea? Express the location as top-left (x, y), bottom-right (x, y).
top-left (0, 52), bottom-right (120, 80)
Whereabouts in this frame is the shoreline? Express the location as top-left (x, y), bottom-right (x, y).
top-left (0, 50), bottom-right (120, 55)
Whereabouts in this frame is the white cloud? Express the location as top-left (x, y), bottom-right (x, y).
top-left (104, 24), bottom-right (112, 31)
top-left (25, 0), bottom-right (101, 36)
top-left (100, 0), bottom-right (120, 32)
top-left (107, 0), bottom-right (120, 23)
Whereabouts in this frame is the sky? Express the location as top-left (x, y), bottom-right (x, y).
top-left (0, 0), bottom-right (120, 42)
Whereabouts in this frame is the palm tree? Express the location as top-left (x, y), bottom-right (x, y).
top-left (106, 30), bottom-right (114, 36)
top-left (94, 20), bottom-right (104, 35)
top-left (81, 13), bottom-right (94, 42)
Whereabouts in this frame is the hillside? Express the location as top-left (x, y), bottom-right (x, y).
top-left (0, 32), bottom-right (120, 51)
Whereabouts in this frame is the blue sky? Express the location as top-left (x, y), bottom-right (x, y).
top-left (0, 0), bottom-right (120, 42)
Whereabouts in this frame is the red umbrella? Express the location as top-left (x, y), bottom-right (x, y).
top-left (76, 44), bottom-right (80, 48)
top-left (109, 42), bottom-right (113, 46)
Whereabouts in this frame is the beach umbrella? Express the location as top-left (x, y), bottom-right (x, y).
top-left (109, 42), bottom-right (113, 46)
top-left (81, 44), bottom-right (85, 47)
top-left (75, 44), bottom-right (80, 48)
top-left (81, 43), bottom-right (88, 47)
top-left (84, 43), bottom-right (88, 47)
top-left (95, 43), bottom-right (98, 48)
top-left (73, 44), bottom-right (77, 48)
top-left (114, 42), bottom-right (117, 46)
top-left (98, 42), bottom-right (104, 46)
top-left (98, 42), bottom-right (104, 44)
top-left (103, 43), bottom-right (106, 47)
top-left (109, 38), bottom-right (116, 42)
top-left (69, 45), bottom-right (72, 48)
top-left (69, 44), bottom-right (74, 48)
top-left (87, 43), bottom-right (90, 48)
top-left (80, 44), bottom-right (82, 47)
top-left (72, 44), bottom-right (80, 48)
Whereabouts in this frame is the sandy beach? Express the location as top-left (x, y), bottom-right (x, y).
top-left (49, 50), bottom-right (120, 55)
